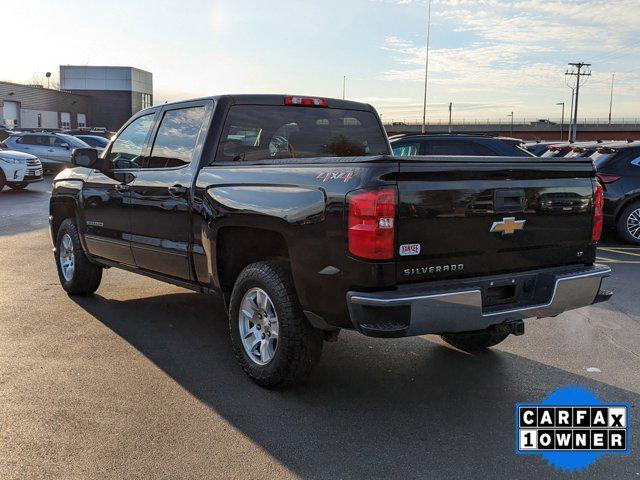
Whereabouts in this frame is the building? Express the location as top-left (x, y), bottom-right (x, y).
top-left (60, 66), bottom-right (153, 132)
top-left (0, 82), bottom-right (90, 131)
top-left (0, 65), bottom-right (153, 132)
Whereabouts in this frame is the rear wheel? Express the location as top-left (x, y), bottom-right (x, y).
top-left (229, 261), bottom-right (323, 388)
top-left (617, 201), bottom-right (640, 245)
top-left (8, 182), bottom-right (28, 190)
top-left (441, 330), bottom-right (509, 352)
top-left (55, 218), bottom-right (103, 295)
top-left (0, 170), bottom-right (5, 192)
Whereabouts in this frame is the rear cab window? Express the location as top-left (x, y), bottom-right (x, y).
top-left (213, 105), bottom-right (388, 163)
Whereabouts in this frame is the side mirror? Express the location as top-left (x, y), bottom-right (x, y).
top-left (71, 147), bottom-right (99, 168)
top-left (61, 142), bottom-right (70, 150)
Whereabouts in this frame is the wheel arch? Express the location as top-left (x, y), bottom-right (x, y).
top-left (216, 226), bottom-right (291, 304)
top-left (614, 193), bottom-right (640, 223)
top-left (50, 196), bottom-right (79, 241)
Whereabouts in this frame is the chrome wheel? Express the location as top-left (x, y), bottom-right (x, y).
top-left (627, 208), bottom-right (640, 240)
top-left (238, 287), bottom-right (279, 365)
top-left (59, 233), bottom-right (75, 282)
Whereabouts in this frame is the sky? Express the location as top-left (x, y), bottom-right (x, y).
top-left (2, 0), bottom-right (639, 122)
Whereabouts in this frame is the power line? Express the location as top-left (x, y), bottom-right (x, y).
top-left (590, 39), bottom-right (640, 63)
top-left (565, 62), bottom-right (591, 141)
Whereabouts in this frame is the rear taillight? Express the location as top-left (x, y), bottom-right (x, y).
top-left (348, 187), bottom-right (396, 260)
top-left (284, 96), bottom-right (328, 107)
top-left (596, 173), bottom-right (620, 184)
top-left (592, 182), bottom-right (604, 242)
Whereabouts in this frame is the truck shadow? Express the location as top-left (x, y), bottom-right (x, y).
top-left (72, 292), bottom-right (640, 479)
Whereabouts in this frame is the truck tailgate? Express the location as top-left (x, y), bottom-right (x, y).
top-left (395, 157), bottom-right (597, 284)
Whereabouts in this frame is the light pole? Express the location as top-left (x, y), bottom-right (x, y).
top-left (608, 73), bottom-right (615, 124)
top-left (567, 86), bottom-right (575, 142)
top-left (556, 102), bottom-right (565, 141)
top-left (508, 111), bottom-right (514, 137)
top-left (448, 102), bottom-right (452, 133)
top-left (342, 75), bottom-right (346, 100)
top-left (421, 0), bottom-right (432, 134)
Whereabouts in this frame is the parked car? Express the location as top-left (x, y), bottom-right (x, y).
top-left (4, 132), bottom-right (91, 172)
top-left (74, 135), bottom-right (109, 154)
top-left (390, 134), bottom-right (535, 157)
top-left (0, 144), bottom-right (43, 191)
top-left (540, 143), bottom-right (574, 158)
top-left (591, 142), bottom-right (640, 244)
top-left (50, 94), bottom-right (610, 387)
top-left (523, 141), bottom-right (563, 156)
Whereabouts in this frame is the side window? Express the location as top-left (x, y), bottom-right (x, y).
top-left (52, 137), bottom-right (70, 148)
top-left (426, 141), bottom-right (463, 155)
top-left (392, 142), bottom-right (421, 156)
top-left (108, 114), bottom-right (155, 168)
top-left (466, 142), bottom-right (498, 156)
top-left (17, 135), bottom-right (46, 146)
top-left (146, 106), bottom-right (205, 168)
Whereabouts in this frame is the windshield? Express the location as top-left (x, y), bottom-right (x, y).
top-left (214, 105), bottom-right (389, 162)
top-left (56, 134), bottom-right (90, 148)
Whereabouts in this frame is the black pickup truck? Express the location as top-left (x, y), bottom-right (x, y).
top-left (50, 94), bottom-right (611, 387)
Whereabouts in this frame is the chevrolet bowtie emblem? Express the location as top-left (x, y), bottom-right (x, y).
top-left (490, 217), bottom-right (526, 235)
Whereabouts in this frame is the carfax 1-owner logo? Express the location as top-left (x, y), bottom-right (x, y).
top-left (516, 385), bottom-right (630, 473)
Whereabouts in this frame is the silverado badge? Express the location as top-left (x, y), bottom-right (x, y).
top-left (490, 217), bottom-right (526, 235)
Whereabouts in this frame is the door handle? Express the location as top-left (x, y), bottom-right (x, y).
top-left (168, 185), bottom-right (188, 197)
top-left (115, 184), bottom-right (130, 192)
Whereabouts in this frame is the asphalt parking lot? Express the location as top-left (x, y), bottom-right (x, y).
top-left (1, 177), bottom-right (639, 479)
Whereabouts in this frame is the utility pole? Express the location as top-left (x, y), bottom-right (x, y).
top-left (421, 0), bottom-right (432, 134)
top-left (448, 102), bottom-right (452, 133)
top-left (508, 111), bottom-right (514, 137)
top-left (556, 102), bottom-right (565, 141)
top-left (608, 73), bottom-right (615, 124)
top-left (342, 75), bottom-right (346, 100)
top-left (565, 62), bottom-right (591, 142)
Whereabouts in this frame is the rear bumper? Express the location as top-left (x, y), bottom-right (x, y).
top-left (347, 264), bottom-right (611, 338)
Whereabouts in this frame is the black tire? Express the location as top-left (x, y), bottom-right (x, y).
top-left (8, 182), bottom-right (28, 190)
top-left (616, 201), bottom-right (640, 245)
top-left (441, 329), bottom-right (509, 352)
top-left (55, 218), bottom-right (103, 295)
top-left (229, 261), bottom-right (323, 388)
top-left (0, 169), bottom-right (5, 192)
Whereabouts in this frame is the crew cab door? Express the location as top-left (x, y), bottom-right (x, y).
top-left (128, 100), bottom-right (212, 280)
top-left (82, 112), bottom-right (157, 265)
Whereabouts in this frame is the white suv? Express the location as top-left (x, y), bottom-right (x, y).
top-left (0, 147), bottom-right (43, 192)
top-left (4, 132), bottom-right (90, 173)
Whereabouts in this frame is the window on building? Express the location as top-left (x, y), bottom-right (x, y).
top-left (146, 106), bottom-right (205, 168)
top-left (107, 113), bottom-right (155, 168)
top-left (77, 113), bottom-right (86, 128)
top-left (141, 93), bottom-right (152, 110)
top-left (60, 112), bottom-right (71, 130)
top-left (37, 114), bottom-right (42, 128)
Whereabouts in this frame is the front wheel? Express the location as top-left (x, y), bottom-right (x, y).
top-left (8, 182), bottom-right (28, 190)
top-left (617, 201), bottom-right (640, 245)
top-left (229, 261), bottom-right (323, 388)
top-left (441, 330), bottom-right (509, 352)
top-left (55, 218), bottom-right (103, 295)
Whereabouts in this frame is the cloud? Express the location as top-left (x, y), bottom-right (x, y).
top-left (374, 0), bottom-right (640, 119)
